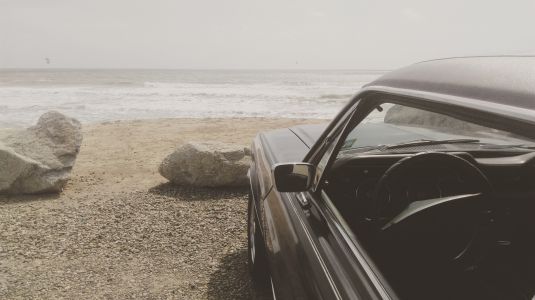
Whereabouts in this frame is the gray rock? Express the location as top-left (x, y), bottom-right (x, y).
top-left (0, 111), bottom-right (82, 194)
top-left (159, 142), bottom-right (251, 187)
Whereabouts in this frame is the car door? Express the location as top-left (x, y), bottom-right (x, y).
top-left (263, 186), bottom-right (386, 300)
top-left (262, 188), bottom-right (343, 299)
top-left (257, 109), bottom-right (353, 299)
top-left (263, 94), bottom-right (395, 300)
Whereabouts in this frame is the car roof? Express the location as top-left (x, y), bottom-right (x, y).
top-left (365, 56), bottom-right (535, 111)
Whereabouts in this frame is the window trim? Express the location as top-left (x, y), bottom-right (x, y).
top-left (310, 93), bottom-right (379, 192)
top-left (311, 91), bottom-right (535, 192)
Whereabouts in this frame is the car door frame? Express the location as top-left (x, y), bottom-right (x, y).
top-left (294, 91), bottom-right (397, 300)
top-left (297, 86), bottom-right (535, 300)
top-left (260, 91), bottom-right (396, 300)
top-left (297, 90), bottom-right (489, 300)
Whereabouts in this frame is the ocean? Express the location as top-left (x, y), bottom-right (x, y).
top-left (0, 69), bottom-right (385, 127)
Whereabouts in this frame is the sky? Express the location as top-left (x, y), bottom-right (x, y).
top-left (1, 0), bottom-right (535, 69)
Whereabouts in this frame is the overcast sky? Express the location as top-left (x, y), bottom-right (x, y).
top-left (1, 0), bottom-right (535, 69)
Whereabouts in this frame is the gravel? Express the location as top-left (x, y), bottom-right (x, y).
top-left (0, 184), bottom-right (271, 299)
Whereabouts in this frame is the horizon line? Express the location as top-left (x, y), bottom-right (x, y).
top-left (0, 67), bottom-right (392, 72)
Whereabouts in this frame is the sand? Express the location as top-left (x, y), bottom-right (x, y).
top-left (68, 117), bottom-right (322, 195)
top-left (0, 117), bottom-right (324, 299)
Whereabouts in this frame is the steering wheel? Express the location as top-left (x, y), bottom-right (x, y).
top-left (371, 152), bottom-right (493, 264)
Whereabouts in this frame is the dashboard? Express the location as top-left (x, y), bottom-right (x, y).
top-left (325, 152), bottom-right (516, 222)
top-left (323, 151), bottom-right (535, 300)
top-left (330, 165), bottom-right (466, 219)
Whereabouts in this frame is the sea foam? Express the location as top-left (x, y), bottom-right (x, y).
top-left (0, 69), bottom-right (383, 127)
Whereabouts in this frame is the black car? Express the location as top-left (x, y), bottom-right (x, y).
top-left (247, 56), bottom-right (535, 300)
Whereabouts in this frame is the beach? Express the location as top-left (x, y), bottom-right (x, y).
top-left (0, 69), bottom-right (359, 298)
top-left (0, 117), bottom-right (323, 299)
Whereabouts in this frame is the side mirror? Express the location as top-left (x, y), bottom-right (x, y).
top-left (272, 163), bottom-right (315, 192)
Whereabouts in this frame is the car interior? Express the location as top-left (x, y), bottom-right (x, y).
top-left (324, 103), bottom-right (535, 300)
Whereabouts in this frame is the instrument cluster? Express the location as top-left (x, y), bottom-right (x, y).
top-left (354, 167), bottom-right (465, 213)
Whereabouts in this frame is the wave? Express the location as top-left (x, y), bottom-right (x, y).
top-left (143, 81), bottom-right (209, 88)
top-left (281, 81), bottom-right (313, 86)
top-left (143, 81), bottom-right (170, 88)
top-left (318, 93), bottom-right (355, 100)
top-left (1, 70), bottom-right (382, 126)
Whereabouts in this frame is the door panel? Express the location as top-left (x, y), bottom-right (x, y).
top-left (262, 189), bottom-right (343, 299)
top-left (308, 191), bottom-right (393, 300)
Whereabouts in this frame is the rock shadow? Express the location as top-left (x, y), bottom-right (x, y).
top-left (148, 182), bottom-right (248, 201)
top-left (0, 193), bottom-right (60, 205)
top-left (207, 248), bottom-right (272, 300)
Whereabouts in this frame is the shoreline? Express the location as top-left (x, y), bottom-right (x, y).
top-left (0, 115), bottom-right (331, 130)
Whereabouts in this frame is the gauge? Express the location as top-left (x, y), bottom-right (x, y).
top-left (355, 178), bottom-right (381, 203)
top-left (355, 179), bottom-right (381, 217)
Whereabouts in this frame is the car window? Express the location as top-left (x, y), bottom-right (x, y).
top-left (311, 103), bottom-right (359, 188)
top-left (339, 103), bottom-right (535, 153)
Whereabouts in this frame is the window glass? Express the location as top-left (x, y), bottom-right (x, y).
top-left (340, 103), bottom-right (535, 154)
top-left (313, 104), bottom-right (356, 186)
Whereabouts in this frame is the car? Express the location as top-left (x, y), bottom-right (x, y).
top-left (246, 56), bottom-right (535, 300)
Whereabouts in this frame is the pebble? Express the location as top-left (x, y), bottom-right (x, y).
top-left (0, 186), bottom-right (270, 299)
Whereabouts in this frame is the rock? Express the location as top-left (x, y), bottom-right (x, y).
top-left (384, 105), bottom-right (482, 131)
top-left (159, 142), bottom-right (251, 187)
top-left (0, 111), bottom-right (82, 194)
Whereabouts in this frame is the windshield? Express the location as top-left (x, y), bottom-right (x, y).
top-left (340, 103), bottom-right (535, 153)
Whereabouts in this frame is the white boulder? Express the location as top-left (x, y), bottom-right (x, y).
top-left (0, 111), bottom-right (83, 194)
top-left (159, 142), bottom-right (251, 187)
